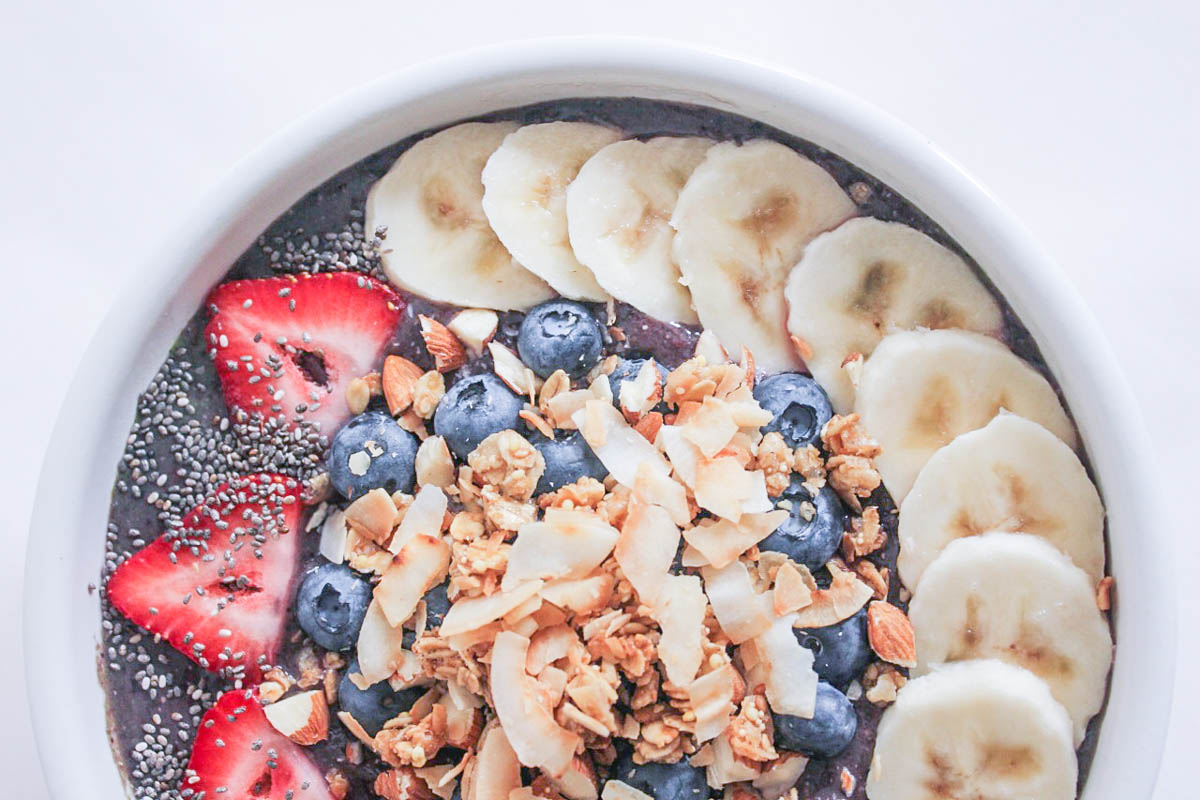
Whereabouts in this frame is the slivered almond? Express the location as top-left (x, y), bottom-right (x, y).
top-left (520, 407), bottom-right (556, 439)
top-left (419, 315), bottom-right (468, 372)
top-left (384, 355), bottom-right (425, 415)
top-left (263, 689), bottom-right (329, 745)
top-left (866, 600), bottom-right (916, 668)
top-left (374, 766), bottom-right (435, 800)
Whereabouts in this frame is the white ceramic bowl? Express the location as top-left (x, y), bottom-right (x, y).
top-left (24, 38), bottom-right (1174, 799)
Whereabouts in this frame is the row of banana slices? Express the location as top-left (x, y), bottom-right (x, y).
top-left (366, 119), bottom-right (1113, 799)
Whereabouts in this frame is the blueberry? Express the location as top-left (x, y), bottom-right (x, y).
top-left (338, 658), bottom-right (424, 736)
top-left (328, 410), bottom-right (419, 499)
top-left (531, 431), bottom-right (607, 494)
top-left (795, 608), bottom-right (871, 690)
top-left (433, 374), bottom-right (524, 459)
top-left (295, 562), bottom-right (373, 651)
top-left (607, 357), bottom-right (668, 408)
top-left (517, 300), bottom-right (605, 379)
top-left (423, 582), bottom-right (451, 630)
top-left (773, 682), bottom-right (857, 759)
top-left (609, 748), bottom-right (711, 799)
top-left (753, 372), bottom-right (833, 449)
top-left (758, 476), bottom-right (847, 570)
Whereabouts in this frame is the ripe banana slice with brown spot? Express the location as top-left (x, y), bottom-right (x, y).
top-left (898, 413), bottom-right (1105, 589)
top-left (670, 140), bottom-right (856, 372)
top-left (785, 217), bottom-right (1004, 413)
top-left (365, 122), bottom-right (554, 311)
top-left (866, 659), bottom-right (1077, 800)
top-left (908, 533), bottom-right (1112, 745)
top-left (567, 136), bottom-right (711, 323)
top-left (481, 121), bottom-right (622, 301)
top-left (854, 329), bottom-right (1076, 502)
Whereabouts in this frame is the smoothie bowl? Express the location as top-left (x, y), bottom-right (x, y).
top-left (24, 39), bottom-right (1173, 800)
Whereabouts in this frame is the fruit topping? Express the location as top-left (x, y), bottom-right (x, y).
top-left (295, 561), bottom-right (373, 652)
top-left (433, 373), bottom-right (524, 459)
top-left (530, 431), bottom-right (607, 494)
top-left (772, 681), bottom-right (857, 759)
top-left (752, 372), bottom-right (833, 450)
top-left (106, 473), bottom-right (302, 682)
top-left (757, 477), bottom-right (847, 571)
top-left (517, 299), bottom-right (606, 379)
top-left (794, 607), bottom-right (872, 691)
top-left (328, 410), bottom-right (420, 499)
top-left (205, 272), bottom-right (403, 433)
top-left (338, 658), bottom-right (424, 737)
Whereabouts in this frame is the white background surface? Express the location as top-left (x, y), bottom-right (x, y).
top-left (2, 1), bottom-right (1196, 797)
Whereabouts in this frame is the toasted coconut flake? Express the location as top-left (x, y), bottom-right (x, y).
top-left (653, 574), bottom-right (708, 685)
top-left (263, 689), bottom-right (329, 745)
top-left (632, 462), bottom-right (692, 527)
top-left (615, 502), bottom-right (680, 606)
top-left (752, 753), bottom-right (810, 800)
top-left (681, 397), bottom-right (740, 458)
top-left (446, 621), bottom-right (504, 653)
top-left (376, 534), bottom-right (451, 627)
top-left (319, 507), bottom-right (349, 564)
top-left (791, 562), bottom-right (873, 628)
top-left (439, 580), bottom-right (545, 637)
top-left (572, 400), bottom-right (671, 487)
top-left (754, 614), bottom-right (818, 718)
top-left (357, 598), bottom-right (408, 685)
top-left (414, 765), bottom-right (458, 800)
top-left (658, 425), bottom-right (702, 487)
top-left (694, 330), bottom-right (730, 364)
top-left (702, 561), bottom-right (774, 644)
top-left (419, 315), bottom-right (468, 372)
top-left (693, 458), bottom-right (771, 523)
top-left (589, 372), bottom-right (613, 403)
top-left (384, 355), bottom-right (426, 415)
top-left (447, 308), bottom-right (499, 356)
top-left (416, 436), bottom-right (457, 489)
top-left (501, 508), bottom-right (619, 590)
top-left (617, 359), bottom-right (662, 416)
top-left (465, 721), bottom-right (522, 800)
top-left (391, 485), bottom-right (449, 554)
top-left (681, 544), bottom-right (709, 568)
top-left (337, 710), bottom-right (378, 750)
top-left (683, 511), bottom-right (787, 570)
top-left (490, 631), bottom-right (582, 778)
top-left (601, 781), bottom-right (654, 800)
top-left (545, 389), bottom-right (592, 430)
top-left (707, 730), bottom-right (761, 787)
top-left (688, 663), bottom-right (737, 743)
top-left (489, 341), bottom-right (542, 401)
top-left (443, 703), bottom-right (484, 750)
top-left (345, 487), bottom-right (399, 545)
top-left (633, 411), bottom-right (664, 443)
top-left (547, 754), bottom-right (600, 800)
top-left (772, 561), bottom-right (813, 615)
top-left (527, 625), bottom-right (579, 675)
top-left (539, 572), bottom-right (616, 617)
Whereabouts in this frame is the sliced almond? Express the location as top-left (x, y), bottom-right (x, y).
top-left (489, 341), bottom-right (542, 401)
top-left (443, 703), bottom-right (484, 750)
top-left (446, 308), bottom-right (499, 356)
top-left (419, 315), bottom-right (468, 372)
top-left (384, 355), bottom-right (426, 415)
top-left (345, 487), bottom-right (398, 545)
top-left (866, 600), bottom-right (916, 668)
top-left (263, 689), bottom-right (329, 745)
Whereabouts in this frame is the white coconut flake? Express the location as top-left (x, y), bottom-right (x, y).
top-left (389, 484), bottom-right (448, 554)
top-left (658, 425), bottom-right (701, 487)
top-left (706, 729), bottom-right (761, 786)
top-left (688, 663), bottom-right (737, 742)
top-left (375, 534), bottom-right (451, 626)
top-left (614, 502), bottom-right (679, 606)
top-left (632, 463), bottom-right (691, 527)
top-left (753, 753), bottom-right (811, 800)
top-left (682, 510), bottom-right (788, 569)
top-left (602, 781), bottom-right (654, 800)
top-left (356, 598), bottom-right (406, 685)
top-left (701, 560), bottom-right (774, 644)
top-left (680, 396), bottom-right (739, 458)
top-left (572, 400), bottom-right (670, 487)
top-left (439, 580), bottom-right (545, 637)
top-left (347, 450), bottom-right (371, 476)
top-left (318, 507), bottom-right (349, 564)
top-left (654, 575), bottom-right (707, 685)
top-left (501, 508), bottom-right (619, 591)
top-left (754, 613), bottom-right (818, 719)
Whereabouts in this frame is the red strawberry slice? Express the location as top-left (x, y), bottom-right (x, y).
top-left (205, 271), bottom-right (405, 434)
top-left (106, 473), bottom-right (304, 683)
top-left (185, 689), bottom-right (333, 799)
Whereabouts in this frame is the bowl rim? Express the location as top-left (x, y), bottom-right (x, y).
top-left (24, 36), bottom-right (1175, 800)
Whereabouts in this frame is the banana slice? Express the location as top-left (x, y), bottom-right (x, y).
top-left (909, 533), bottom-right (1112, 744)
top-left (365, 122), bottom-right (554, 311)
top-left (481, 122), bottom-right (623, 301)
top-left (854, 329), bottom-right (1076, 502)
top-left (899, 413), bottom-right (1105, 589)
top-left (785, 217), bottom-right (1004, 413)
top-left (670, 140), bottom-right (857, 372)
top-left (566, 137), bottom-right (711, 323)
top-left (866, 659), bottom-right (1077, 800)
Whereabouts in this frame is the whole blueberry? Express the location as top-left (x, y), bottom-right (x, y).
top-left (773, 682), bottom-right (858, 759)
top-left (795, 608), bottom-right (871, 690)
top-left (607, 357), bottom-right (668, 409)
top-left (531, 431), bottom-right (607, 494)
top-left (423, 582), bottom-right (451, 630)
top-left (758, 476), bottom-right (847, 570)
top-left (609, 748), bottom-right (711, 799)
top-left (328, 411), bottom-right (419, 499)
top-left (517, 300), bottom-right (605, 379)
top-left (295, 562), bottom-right (373, 651)
top-left (753, 372), bottom-right (833, 449)
top-left (338, 658), bottom-right (424, 736)
top-left (433, 373), bottom-right (524, 459)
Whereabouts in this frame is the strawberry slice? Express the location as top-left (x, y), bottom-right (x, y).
top-left (205, 271), bottom-right (405, 433)
top-left (184, 689), bottom-right (332, 799)
top-left (106, 474), bottom-right (304, 683)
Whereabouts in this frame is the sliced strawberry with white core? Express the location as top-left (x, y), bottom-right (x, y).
top-left (106, 473), bottom-right (303, 682)
top-left (184, 689), bottom-right (332, 799)
top-left (205, 272), bottom-right (404, 433)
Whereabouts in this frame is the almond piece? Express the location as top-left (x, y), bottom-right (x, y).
top-left (547, 753), bottom-right (600, 800)
top-left (866, 600), bottom-right (916, 668)
top-left (345, 376), bottom-right (371, 415)
top-left (489, 341), bottom-right (542, 401)
top-left (447, 308), bottom-right (499, 356)
top-left (383, 355), bottom-right (426, 415)
top-left (420, 315), bottom-right (468, 372)
top-left (853, 559), bottom-right (889, 601)
top-left (632, 411), bottom-right (664, 443)
top-left (263, 689), bottom-right (329, 745)
top-left (374, 766), bottom-right (435, 800)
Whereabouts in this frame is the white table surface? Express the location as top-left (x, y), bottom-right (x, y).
top-left (2, 1), bottom-right (1195, 796)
